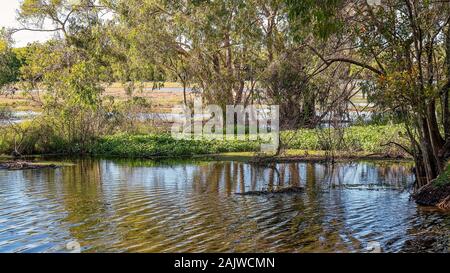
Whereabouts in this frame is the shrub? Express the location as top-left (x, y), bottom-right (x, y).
top-left (281, 124), bottom-right (408, 155)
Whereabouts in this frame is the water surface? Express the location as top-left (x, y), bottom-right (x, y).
top-left (0, 159), bottom-right (448, 253)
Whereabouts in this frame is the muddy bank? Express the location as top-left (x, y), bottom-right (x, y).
top-left (413, 183), bottom-right (450, 210)
top-left (413, 165), bottom-right (450, 210)
top-left (402, 231), bottom-right (449, 253)
top-left (0, 161), bottom-right (59, 170)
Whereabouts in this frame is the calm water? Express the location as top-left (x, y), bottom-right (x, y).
top-left (0, 159), bottom-right (448, 253)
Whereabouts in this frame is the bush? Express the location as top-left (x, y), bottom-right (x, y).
top-left (0, 122), bottom-right (410, 158)
top-left (281, 124), bottom-right (408, 154)
top-left (0, 106), bottom-right (12, 120)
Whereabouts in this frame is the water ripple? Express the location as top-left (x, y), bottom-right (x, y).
top-left (0, 159), bottom-right (448, 253)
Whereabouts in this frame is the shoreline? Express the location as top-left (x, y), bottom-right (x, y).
top-left (413, 164), bottom-right (450, 210)
top-left (0, 150), bottom-right (413, 164)
top-left (209, 151), bottom-right (412, 163)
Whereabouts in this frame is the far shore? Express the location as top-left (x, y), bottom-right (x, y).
top-left (0, 149), bottom-right (413, 165)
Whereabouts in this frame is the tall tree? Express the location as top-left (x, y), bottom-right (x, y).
top-left (108, 0), bottom-right (274, 108)
top-left (14, 0), bottom-right (124, 151)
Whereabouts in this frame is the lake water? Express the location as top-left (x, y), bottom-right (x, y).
top-left (0, 159), bottom-right (448, 253)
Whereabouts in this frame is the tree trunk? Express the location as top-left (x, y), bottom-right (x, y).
top-left (183, 81), bottom-right (187, 106)
top-left (444, 86), bottom-right (449, 145)
top-left (426, 101), bottom-right (445, 169)
top-left (420, 118), bottom-right (439, 181)
top-left (224, 31), bottom-right (234, 106)
top-left (444, 25), bottom-right (450, 159)
top-left (302, 90), bottom-right (316, 128)
top-left (414, 154), bottom-right (428, 189)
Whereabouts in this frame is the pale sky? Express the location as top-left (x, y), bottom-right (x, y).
top-left (0, 0), bottom-right (54, 47)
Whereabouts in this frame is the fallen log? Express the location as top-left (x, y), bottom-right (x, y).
top-left (235, 186), bottom-right (304, 196)
top-left (0, 161), bottom-right (58, 170)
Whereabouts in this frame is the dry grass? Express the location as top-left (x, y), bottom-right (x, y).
top-left (100, 82), bottom-right (192, 113)
top-left (2, 82), bottom-right (372, 113)
top-left (0, 96), bottom-right (42, 111)
top-left (1, 82), bottom-right (193, 113)
top-left (104, 88), bottom-right (189, 113)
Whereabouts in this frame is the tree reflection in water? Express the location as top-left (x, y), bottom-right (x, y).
top-left (0, 159), bottom-right (447, 253)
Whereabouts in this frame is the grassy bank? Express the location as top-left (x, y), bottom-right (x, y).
top-left (282, 124), bottom-right (406, 154)
top-left (91, 134), bottom-right (260, 157)
top-left (89, 124), bottom-right (407, 158)
top-left (0, 122), bottom-right (408, 159)
top-left (432, 163), bottom-right (450, 187)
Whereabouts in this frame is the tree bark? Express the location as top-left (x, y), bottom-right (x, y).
top-left (444, 25), bottom-right (450, 158)
top-left (426, 101), bottom-right (445, 169)
top-left (420, 118), bottom-right (439, 181)
top-left (183, 81), bottom-right (187, 106)
top-left (414, 154), bottom-right (428, 189)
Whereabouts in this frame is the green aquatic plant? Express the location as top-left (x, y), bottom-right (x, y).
top-left (91, 134), bottom-right (261, 157)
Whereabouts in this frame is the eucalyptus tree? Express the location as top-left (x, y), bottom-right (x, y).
top-left (108, 0), bottom-right (358, 130)
top-left (287, 0), bottom-right (450, 185)
top-left (108, 0), bottom-right (283, 108)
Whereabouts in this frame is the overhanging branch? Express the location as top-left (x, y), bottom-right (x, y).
top-left (307, 44), bottom-right (385, 76)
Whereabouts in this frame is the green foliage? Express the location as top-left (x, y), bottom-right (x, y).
top-left (0, 106), bottom-right (13, 120)
top-left (0, 123), bottom-right (410, 157)
top-left (286, 0), bottom-right (344, 40)
top-left (91, 134), bottom-right (261, 157)
top-left (0, 120), bottom-right (52, 155)
top-left (0, 34), bottom-right (21, 88)
top-left (82, 125), bottom-right (408, 158)
top-left (63, 59), bottom-right (104, 106)
top-left (11, 13), bottom-right (125, 151)
top-left (286, 0), bottom-right (450, 183)
top-left (110, 0), bottom-right (285, 106)
top-left (282, 124), bottom-right (408, 154)
top-left (0, 110), bottom-right (124, 155)
top-left (2, 0), bottom-right (441, 172)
